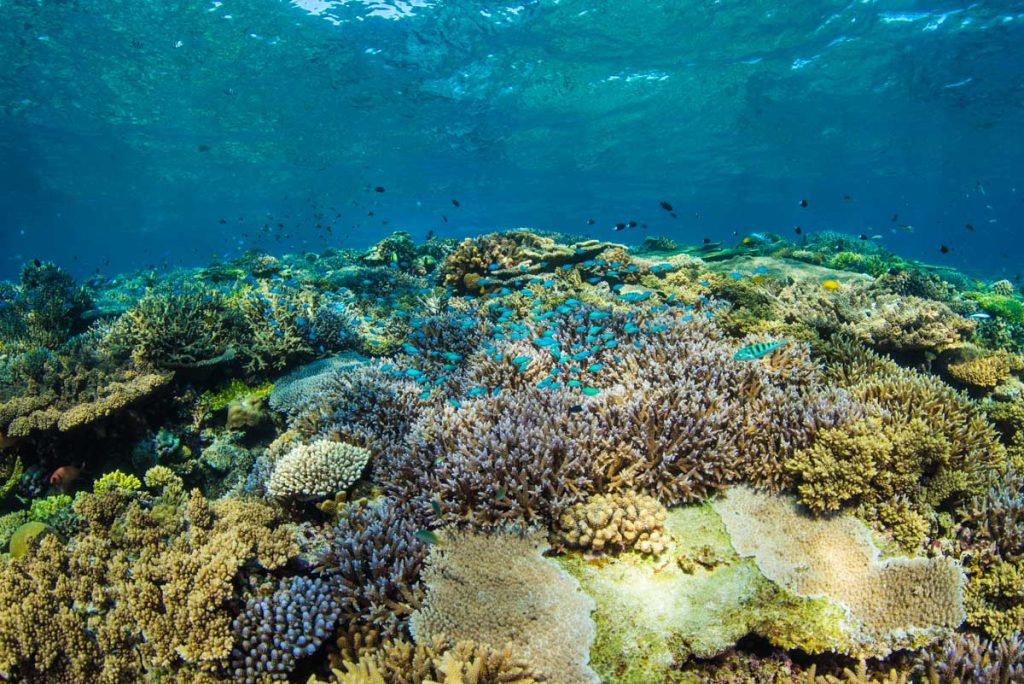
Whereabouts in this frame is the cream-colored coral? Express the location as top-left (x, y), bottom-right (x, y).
top-left (409, 527), bottom-right (598, 684)
top-left (992, 279), bottom-right (1015, 296)
top-left (713, 486), bottom-right (965, 649)
top-left (555, 491), bottom-right (668, 555)
top-left (266, 439), bottom-right (370, 500)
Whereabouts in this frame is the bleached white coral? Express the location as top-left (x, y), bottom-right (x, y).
top-left (266, 439), bottom-right (369, 500)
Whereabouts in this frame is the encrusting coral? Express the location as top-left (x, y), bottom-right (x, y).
top-left (409, 527), bottom-right (598, 684)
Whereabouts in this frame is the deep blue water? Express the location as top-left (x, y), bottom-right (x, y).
top-left (1, 0), bottom-right (1022, 281)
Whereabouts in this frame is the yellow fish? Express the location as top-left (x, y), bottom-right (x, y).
top-left (821, 279), bottom-right (841, 291)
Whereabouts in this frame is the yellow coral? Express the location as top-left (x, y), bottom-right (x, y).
top-left (947, 350), bottom-right (1024, 389)
top-left (555, 491), bottom-right (668, 555)
top-left (92, 470), bottom-right (142, 495)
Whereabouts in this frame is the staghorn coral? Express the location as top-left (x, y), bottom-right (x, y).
top-left (409, 527), bottom-right (598, 684)
top-left (11, 260), bottom-right (93, 349)
top-left (315, 498), bottom-right (428, 647)
top-left (554, 491), bottom-right (668, 555)
top-left (109, 285), bottom-right (235, 368)
top-left (268, 354), bottom-right (367, 419)
top-left (315, 637), bottom-right (544, 684)
top-left (915, 632), bottom-right (1024, 683)
top-left (266, 439), bottom-right (370, 500)
top-left (229, 575), bottom-right (341, 683)
top-left (92, 469), bottom-right (142, 495)
top-left (713, 486), bottom-right (965, 653)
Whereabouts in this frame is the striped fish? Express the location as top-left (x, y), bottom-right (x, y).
top-left (733, 339), bottom-right (787, 361)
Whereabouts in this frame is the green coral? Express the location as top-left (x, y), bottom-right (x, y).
top-left (201, 378), bottom-right (274, 412)
top-left (0, 510), bottom-right (30, 551)
top-left (965, 292), bottom-right (1024, 325)
top-left (0, 455), bottom-right (22, 500)
top-left (826, 251), bottom-right (891, 278)
top-left (93, 470), bottom-right (142, 495)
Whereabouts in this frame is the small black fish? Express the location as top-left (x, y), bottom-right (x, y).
top-left (660, 201), bottom-right (673, 212)
top-left (614, 223), bottom-right (626, 231)
top-left (568, 404), bottom-right (584, 413)
top-left (670, 212), bottom-right (677, 218)
top-left (197, 144), bottom-right (210, 152)
top-left (940, 244), bottom-right (950, 254)
top-left (442, 215), bottom-right (448, 223)
top-left (799, 199), bottom-right (808, 208)
top-left (219, 218), bottom-right (227, 224)
top-left (843, 194), bottom-right (852, 200)
top-left (859, 234), bottom-right (868, 240)
top-left (891, 213), bottom-right (899, 223)
top-left (794, 226), bottom-right (802, 235)
top-left (703, 237), bottom-right (711, 244)
top-left (628, 220), bottom-right (638, 228)
top-left (586, 218), bottom-right (595, 225)
top-left (374, 186), bottom-right (385, 193)
top-left (965, 223), bottom-right (975, 231)
top-left (451, 199), bottom-right (460, 207)
top-left (368, 211), bottom-right (374, 216)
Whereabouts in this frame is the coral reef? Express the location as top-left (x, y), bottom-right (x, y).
top-left (915, 632), bottom-right (1024, 683)
top-left (410, 527), bottom-right (598, 684)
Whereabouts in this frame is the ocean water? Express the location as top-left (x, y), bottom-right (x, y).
top-left (1, 0), bottom-right (1022, 279)
top-left (4, 3), bottom-right (1024, 684)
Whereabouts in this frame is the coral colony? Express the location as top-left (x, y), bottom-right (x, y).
top-left (2, 229), bottom-right (1024, 682)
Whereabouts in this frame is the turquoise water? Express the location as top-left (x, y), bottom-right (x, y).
top-left (1, 0), bottom-right (1022, 278)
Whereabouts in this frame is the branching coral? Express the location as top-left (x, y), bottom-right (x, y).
top-left (315, 498), bottom-right (428, 649)
top-left (266, 439), bottom-right (370, 500)
top-left (316, 637), bottom-right (543, 684)
top-left (0, 486), bottom-right (299, 682)
top-left (438, 230), bottom-right (618, 293)
top-left (229, 575), bottom-right (341, 683)
top-left (409, 527), bottom-right (598, 684)
top-left (915, 632), bottom-right (1024, 683)
top-left (110, 285), bottom-right (235, 368)
top-left (946, 349), bottom-right (1024, 389)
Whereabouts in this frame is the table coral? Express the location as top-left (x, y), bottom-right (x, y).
top-left (409, 527), bottom-right (598, 684)
top-left (266, 439), bottom-right (370, 500)
top-left (713, 486), bottom-right (965, 654)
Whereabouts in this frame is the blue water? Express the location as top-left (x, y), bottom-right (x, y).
top-left (1, 0), bottom-right (1022, 280)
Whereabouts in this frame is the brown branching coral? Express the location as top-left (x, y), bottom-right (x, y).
top-left (316, 637), bottom-right (544, 684)
top-left (0, 486), bottom-right (299, 682)
top-left (946, 349), bottom-right (1024, 389)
